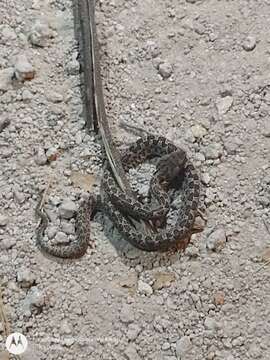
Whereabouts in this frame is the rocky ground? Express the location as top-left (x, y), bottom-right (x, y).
top-left (0, 0), bottom-right (270, 359)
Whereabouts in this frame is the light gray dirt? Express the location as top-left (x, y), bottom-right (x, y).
top-left (0, 0), bottom-right (270, 359)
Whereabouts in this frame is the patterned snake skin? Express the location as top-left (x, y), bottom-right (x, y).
top-left (36, 134), bottom-right (201, 257)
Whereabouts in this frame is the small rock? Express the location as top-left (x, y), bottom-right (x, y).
top-left (17, 269), bottom-right (36, 288)
top-left (67, 60), bottom-right (80, 75)
top-left (119, 304), bottom-right (134, 324)
top-left (0, 117), bottom-right (11, 132)
top-left (201, 173), bottom-right (211, 185)
top-left (204, 143), bottom-right (223, 160)
top-left (54, 232), bottom-right (69, 245)
top-left (262, 120), bottom-right (270, 137)
top-left (47, 226), bottom-right (57, 240)
top-left (242, 36), bottom-right (256, 51)
top-left (191, 124), bottom-right (207, 139)
top-left (138, 280), bottom-right (153, 296)
top-left (0, 238), bottom-right (16, 250)
top-left (28, 20), bottom-right (54, 47)
top-left (59, 200), bottom-right (77, 219)
top-left (46, 91), bottom-right (63, 103)
top-left (63, 338), bottom-right (75, 347)
top-left (158, 62), bottom-right (173, 79)
top-left (153, 272), bottom-right (176, 290)
top-left (61, 222), bottom-right (75, 235)
top-left (60, 319), bottom-right (72, 335)
top-left (34, 148), bottom-right (47, 165)
top-left (206, 226), bottom-right (227, 252)
top-left (162, 342), bottom-right (171, 350)
top-left (204, 317), bottom-right (219, 331)
top-left (127, 324), bottom-right (141, 341)
top-left (176, 336), bottom-right (192, 358)
top-left (0, 214), bottom-right (9, 227)
top-left (124, 344), bottom-right (141, 360)
top-left (213, 291), bottom-right (225, 305)
top-left (46, 147), bottom-right (58, 162)
top-left (13, 190), bottom-right (25, 204)
top-left (216, 96), bottom-right (233, 115)
top-left (0, 68), bottom-right (14, 91)
top-left (14, 54), bottom-right (35, 81)
top-left (21, 287), bottom-right (46, 316)
top-left (119, 271), bottom-right (138, 290)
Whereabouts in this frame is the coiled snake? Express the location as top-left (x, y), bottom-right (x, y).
top-left (36, 134), bottom-right (202, 258)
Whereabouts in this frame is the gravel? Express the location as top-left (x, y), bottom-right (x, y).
top-left (1, 1), bottom-right (269, 359)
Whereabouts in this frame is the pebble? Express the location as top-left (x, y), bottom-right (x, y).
top-left (54, 231), bottom-right (69, 245)
top-left (47, 226), bottom-right (57, 240)
top-left (34, 148), bottom-right (47, 165)
top-left (0, 117), bottom-right (11, 132)
top-left (158, 62), bottom-right (173, 79)
top-left (262, 120), bottom-right (270, 137)
top-left (213, 291), bottom-right (225, 305)
top-left (124, 344), bottom-right (141, 360)
top-left (216, 96), bottom-right (233, 115)
top-left (138, 280), bottom-right (153, 296)
top-left (119, 304), bottom-right (135, 324)
top-left (28, 20), bottom-right (53, 47)
top-left (204, 317), bottom-right (219, 331)
top-left (14, 54), bottom-right (35, 81)
top-left (242, 36), bottom-right (256, 51)
top-left (61, 222), bottom-right (75, 235)
top-left (0, 238), bottom-right (16, 250)
top-left (60, 319), bottom-right (72, 335)
top-left (46, 91), bottom-right (64, 103)
top-left (191, 124), bottom-right (207, 139)
top-left (0, 214), bottom-right (9, 227)
top-left (59, 200), bottom-right (77, 219)
top-left (13, 189), bottom-right (25, 204)
top-left (127, 324), bottom-right (141, 341)
top-left (22, 287), bottom-right (46, 316)
top-left (175, 336), bottom-right (192, 358)
top-left (17, 269), bottom-right (36, 288)
top-left (206, 226), bottom-right (227, 252)
top-left (0, 68), bottom-right (14, 91)
top-left (204, 143), bottom-right (223, 160)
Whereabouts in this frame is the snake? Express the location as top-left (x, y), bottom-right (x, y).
top-left (35, 134), bottom-right (201, 257)
top-left (35, 1), bottom-right (203, 258)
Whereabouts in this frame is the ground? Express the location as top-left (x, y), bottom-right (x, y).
top-left (0, 0), bottom-right (270, 359)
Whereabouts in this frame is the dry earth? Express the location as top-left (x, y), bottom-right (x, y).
top-left (0, 0), bottom-right (270, 359)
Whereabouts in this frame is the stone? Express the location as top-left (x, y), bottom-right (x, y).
top-left (206, 226), bottom-right (227, 252)
top-left (0, 214), bottom-right (9, 227)
top-left (54, 232), bottom-right (69, 245)
top-left (0, 117), bottom-right (11, 132)
top-left (119, 304), bottom-right (134, 324)
top-left (213, 291), bottom-right (225, 305)
top-left (138, 280), bottom-right (153, 296)
top-left (124, 344), bottom-right (141, 360)
top-left (127, 324), bottom-right (141, 341)
top-left (158, 62), bottom-right (173, 79)
top-left (14, 54), bottom-right (35, 81)
top-left (58, 200), bottom-right (77, 219)
top-left (60, 319), bottom-right (72, 335)
top-left (0, 68), bottom-right (14, 91)
top-left (34, 148), bottom-right (47, 166)
top-left (175, 336), bottom-right (192, 358)
top-left (28, 20), bottom-right (54, 47)
top-left (262, 120), bottom-right (270, 137)
top-left (216, 96), bottom-right (233, 115)
top-left (0, 238), bottom-right (16, 250)
top-left (17, 269), bottom-right (36, 288)
top-left (242, 36), bottom-right (256, 51)
top-left (191, 124), bottom-right (207, 139)
top-left (204, 143), bottom-right (223, 160)
top-left (21, 287), bottom-right (46, 316)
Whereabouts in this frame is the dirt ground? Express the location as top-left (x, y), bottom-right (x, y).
top-left (0, 0), bottom-right (270, 359)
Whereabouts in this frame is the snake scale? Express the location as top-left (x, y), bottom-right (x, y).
top-left (35, 0), bottom-right (203, 258)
